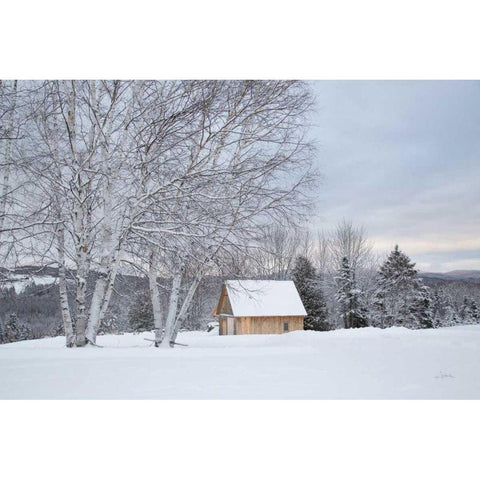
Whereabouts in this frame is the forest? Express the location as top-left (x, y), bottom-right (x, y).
top-left (0, 80), bottom-right (479, 346)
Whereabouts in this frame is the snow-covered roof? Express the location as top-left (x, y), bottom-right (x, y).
top-left (225, 280), bottom-right (307, 317)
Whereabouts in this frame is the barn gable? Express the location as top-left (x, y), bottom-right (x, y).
top-left (211, 285), bottom-right (233, 316)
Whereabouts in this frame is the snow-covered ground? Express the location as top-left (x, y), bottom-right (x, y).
top-left (1, 326), bottom-right (479, 399)
top-left (1, 273), bottom-right (57, 294)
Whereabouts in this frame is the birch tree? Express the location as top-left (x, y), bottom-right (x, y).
top-left (132, 81), bottom-right (316, 347)
top-left (1, 80), bottom-right (317, 348)
top-left (0, 80), bottom-right (18, 244)
top-left (15, 80), bottom-right (136, 345)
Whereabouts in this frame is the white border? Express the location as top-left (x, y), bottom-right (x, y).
top-left (2, 401), bottom-right (478, 479)
top-left (2, 0), bottom-right (480, 79)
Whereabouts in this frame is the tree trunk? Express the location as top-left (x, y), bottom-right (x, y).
top-left (48, 84), bottom-right (75, 347)
top-left (170, 269), bottom-right (205, 345)
top-left (159, 265), bottom-right (184, 348)
top-left (65, 82), bottom-right (89, 348)
top-left (0, 80), bottom-right (17, 243)
top-left (85, 169), bottom-right (114, 344)
top-left (56, 222), bottom-right (75, 347)
top-left (75, 241), bottom-right (88, 346)
top-left (148, 249), bottom-right (163, 346)
top-left (85, 271), bottom-right (108, 344)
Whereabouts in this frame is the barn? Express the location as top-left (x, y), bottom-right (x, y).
top-left (211, 280), bottom-right (307, 335)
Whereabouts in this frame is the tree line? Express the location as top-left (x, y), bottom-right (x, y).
top-left (212, 219), bottom-right (480, 331)
top-left (286, 224), bottom-right (479, 331)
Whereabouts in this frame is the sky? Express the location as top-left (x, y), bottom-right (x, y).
top-left (309, 81), bottom-right (480, 273)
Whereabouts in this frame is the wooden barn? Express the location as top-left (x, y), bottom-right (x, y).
top-left (211, 280), bottom-right (307, 335)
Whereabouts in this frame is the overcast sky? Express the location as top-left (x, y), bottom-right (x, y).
top-left (309, 81), bottom-right (480, 272)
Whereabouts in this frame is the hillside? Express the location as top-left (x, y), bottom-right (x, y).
top-left (0, 266), bottom-right (222, 338)
top-left (420, 270), bottom-right (480, 283)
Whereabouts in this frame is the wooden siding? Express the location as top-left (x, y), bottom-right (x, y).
top-left (219, 317), bottom-right (227, 335)
top-left (235, 316), bottom-right (304, 335)
top-left (220, 316), bottom-right (303, 335)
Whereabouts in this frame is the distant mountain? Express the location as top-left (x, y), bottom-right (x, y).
top-left (420, 270), bottom-right (480, 283)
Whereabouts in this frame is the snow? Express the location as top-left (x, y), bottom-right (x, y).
top-left (1, 325), bottom-right (480, 399)
top-left (1, 274), bottom-right (58, 294)
top-left (225, 280), bottom-right (307, 317)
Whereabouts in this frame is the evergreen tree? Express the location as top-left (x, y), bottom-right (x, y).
top-left (18, 322), bottom-right (32, 341)
top-left (50, 319), bottom-right (64, 338)
top-left (291, 255), bottom-right (329, 331)
top-left (128, 292), bottom-right (154, 332)
top-left (0, 319), bottom-right (4, 343)
top-left (336, 256), bottom-right (350, 328)
top-left (431, 289), bottom-right (443, 328)
top-left (4, 312), bottom-right (19, 342)
top-left (413, 285), bottom-right (434, 329)
top-left (444, 301), bottom-right (459, 326)
top-left (335, 256), bottom-right (368, 329)
top-left (373, 245), bottom-right (430, 329)
top-left (98, 315), bottom-right (119, 335)
top-left (459, 296), bottom-right (473, 324)
top-left (471, 300), bottom-right (479, 324)
top-left (437, 291), bottom-right (458, 327)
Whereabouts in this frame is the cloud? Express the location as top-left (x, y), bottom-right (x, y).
top-left (310, 80), bottom-right (480, 271)
top-left (439, 258), bottom-right (480, 271)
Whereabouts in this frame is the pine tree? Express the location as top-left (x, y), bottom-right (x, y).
top-left (373, 245), bottom-right (429, 329)
top-left (413, 285), bottom-right (434, 329)
top-left (98, 315), bottom-right (119, 335)
top-left (18, 322), bottom-right (32, 341)
top-left (50, 318), bottom-right (64, 337)
top-left (431, 288), bottom-right (448, 328)
top-left (4, 312), bottom-right (19, 343)
top-left (471, 300), bottom-right (479, 324)
top-left (459, 296), bottom-right (473, 324)
top-left (336, 256), bottom-right (351, 328)
top-left (372, 290), bottom-right (387, 328)
top-left (444, 302), bottom-right (459, 327)
top-left (335, 256), bottom-right (368, 329)
top-left (291, 255), bottom-right (329, 331)
top-left (0, 319), bottom-right (4, 344)
top-left (128, 292), bottom-right (154, 332)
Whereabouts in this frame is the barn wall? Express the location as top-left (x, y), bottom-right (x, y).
top-left (235, 317), bottom-right (252, 335)
top-left (219, 317), bottom-right (227, 335)
top-left (233, 316), bottom-right (304, 335)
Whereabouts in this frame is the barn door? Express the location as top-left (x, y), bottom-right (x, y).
top-left (227, 317), bottom-right (235, 335)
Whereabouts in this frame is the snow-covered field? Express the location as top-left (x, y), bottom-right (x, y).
top-left (1, 326), bottom-right (479, 399)
top-left (1, 273), bottom-right (57, 294)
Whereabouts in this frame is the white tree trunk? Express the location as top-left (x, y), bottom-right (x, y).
top-left (75, 238), bottom-right (88, 346)
top-left (0, 80), bottom-right (17, 243)
top-left (159, 264), bottom-right (184, 348)
top-left (56, 222), bottom-right (75, 347)
top-left (85, 163), bottom-right (114, 343)
top-left (49, 84), bottom-right (78, 347)
top-left (148, 249), bottom-right (164, 346)
top-left (85, 241), bottom-right (124, 344)
top-left (85, 271), bottom-right (108, 344)
top-left (64, 81), bottom-right (89, 348)
top-left (98, 240), bottom-right (124, 319)
top-left (170, 269), bottom-right (205, 345)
